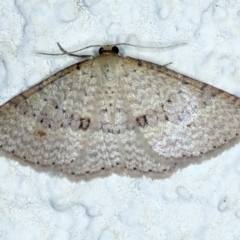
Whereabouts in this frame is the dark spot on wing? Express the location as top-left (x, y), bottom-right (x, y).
top-left (138, 60), bottom-right (143, 66)
top-left (36, 130), bottom-right (47, 137)
top-left (136, 115), bottom-right (148, 127)
top-left (79, 118), bottom-right (91, 130)
top-left (76, 64), bottom-right (81, 70)
top-left (200, 84), bottom-right (207, 91)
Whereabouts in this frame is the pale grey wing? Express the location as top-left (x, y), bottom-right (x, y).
top-left (0, 59), bottom-right (108, 176)
top-left (120, 57), bottom-right (240, 173)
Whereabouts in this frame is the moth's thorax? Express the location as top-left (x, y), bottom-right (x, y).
top-left (94, 53), bottom-right (122, 123)
top-left (95, 54), bottom-right (120, 86)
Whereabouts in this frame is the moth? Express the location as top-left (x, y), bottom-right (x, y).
top-left (0, 43), bottom-right (239, 179)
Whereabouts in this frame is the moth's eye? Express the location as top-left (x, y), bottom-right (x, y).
top-left (112, 46), bottom-right (119, 54)
top-left (99, 47), bottom-right (104, 55)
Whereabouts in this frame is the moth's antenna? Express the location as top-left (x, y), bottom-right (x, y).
top-left (36, 42), bottom-right (186, 57)
top-left (36, 43), bottom-right (93, 58)
top-left (63, 42), bottom-right (187, 54)
top-left (114, 42), bottom-right (186, 49)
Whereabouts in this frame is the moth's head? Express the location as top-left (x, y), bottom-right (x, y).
top-left (98, 45), bottom-right (119, 55)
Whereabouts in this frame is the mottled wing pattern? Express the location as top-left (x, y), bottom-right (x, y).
top-left (0, 60), bottom-right (102, 175)
top-left (121, 57), bottom-right (240, 167)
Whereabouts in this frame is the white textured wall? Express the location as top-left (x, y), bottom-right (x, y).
top-left (0, 0), bottom-right (240, 239)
